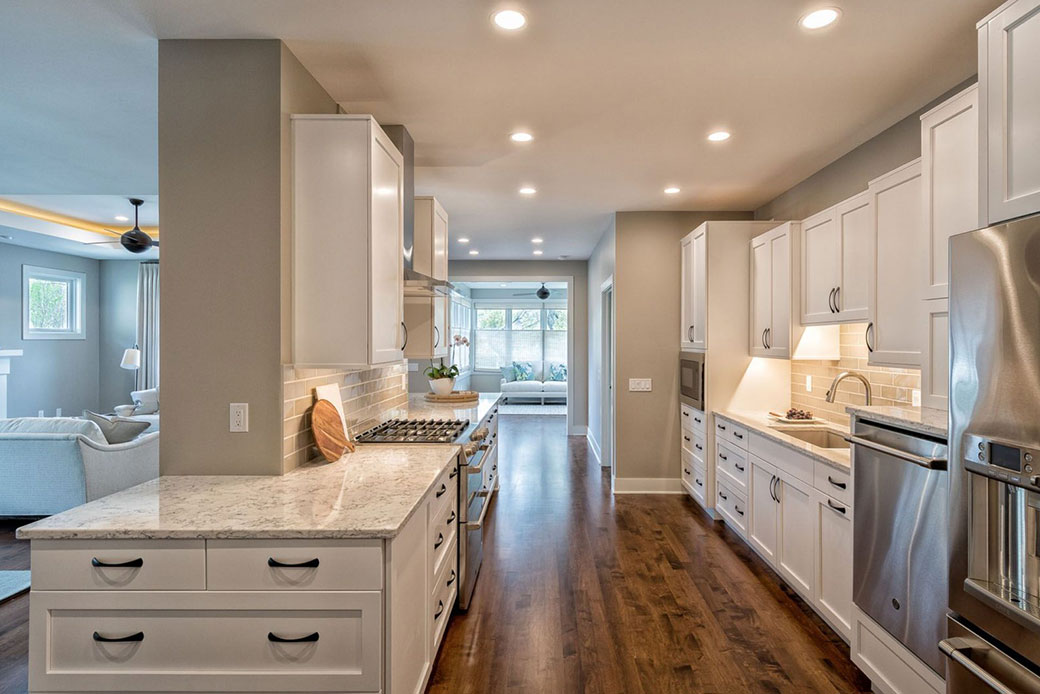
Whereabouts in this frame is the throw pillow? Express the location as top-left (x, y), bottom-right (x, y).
top-left (130, 387), bottom-right (159, 415)
top-left (84, 411), bottom-right (150, 445)
top-left (499, 366), bottom-right (516, 383)
top-left (512, 361), bottom-right (535, 382)
top-left (548, 362), bottom-right (568, 382)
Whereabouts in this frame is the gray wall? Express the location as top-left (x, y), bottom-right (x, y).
top-left (99, 260), bottom-right (142, 412)
top-left (0, 244), bottom-right (100, 417)
top-left (586, 219), bottom-right (615, 464)
top-left (449, 259), bottom-right (589, 433)
top-left (159, 39), bottom-right (336, 476)
top-left (756, 77), bottom-right (977, 221)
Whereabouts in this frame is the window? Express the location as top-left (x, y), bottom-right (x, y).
top-left (22, 265), bottom-right (85, 340)
top-left (474, 304), bottom-right (567, 370)
top-left (450, 296), bottom-right (474, 373)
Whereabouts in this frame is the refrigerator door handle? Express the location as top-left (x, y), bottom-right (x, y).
top-left (940, 637), bottom-right (1033, 694)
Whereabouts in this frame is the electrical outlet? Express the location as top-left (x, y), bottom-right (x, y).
top-left (38, 410), bottom-right (44, 417)
top-left (55, 408), bottom-right (62, 417)
top-left (408, 362), bottom-right (419, 372)
top-left (628, 378), bottom-right (652, 392)
top-left (912, 389), bottom-right (921, 407)
top-left (230, 403), bottom-right (249, 432)
top-left (805, 375), bottom-right (812, 393)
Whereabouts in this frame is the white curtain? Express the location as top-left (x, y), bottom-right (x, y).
top-left (136, 262), bottom-right (160, 390)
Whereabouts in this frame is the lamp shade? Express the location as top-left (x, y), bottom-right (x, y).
top-left (120, 348), bottom-right (141, 370)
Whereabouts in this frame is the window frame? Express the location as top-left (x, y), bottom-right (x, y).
top-left (22, 264), bottom-right (86, 341)
top-left (472, 300), bottom-right (567, 372)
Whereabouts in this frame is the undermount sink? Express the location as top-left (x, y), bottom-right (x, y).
top-left (774, 428), bottom-right (850, 450)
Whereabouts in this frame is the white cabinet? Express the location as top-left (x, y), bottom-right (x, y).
top-left (814, 490), bottom-right (853, 639)
top-left (292, 114), bottom-right (404, 367)
top-left (867, 160), bottom-right (924, 368)
top-left (921, 86), bottom-right (979, 300)
top-left (748, 455), bottom-right (780, 565)
top-left (750, 223), bottom-right (794, 357)
top-left (404, 295), bottom-right (449, 360)
top-left (413, 197), bottom-right (449, 281)
top-left (680, 226), bottom-right (707, 350)
top-left (801, 192), bottom-right (872, 325)
top-left (979, 0), bottom-right (1040, 224)
top-left (921, 298), bottom-right (949, 410)
top-left (777, 472), bottom-right (816, 600)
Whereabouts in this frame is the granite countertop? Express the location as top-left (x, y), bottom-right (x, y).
top-left (17, 444), bottom-right (460, 541)
top-left (387, 394), bottom-right (500, 429)
top-left (714, 411), bottom-right (851, 471)
top-left (846, 405), bottom-right (948, 439)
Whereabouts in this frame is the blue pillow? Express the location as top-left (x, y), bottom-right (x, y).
top-left (548, 362), bottom-right (567, 382)
top-left (500, 366), bottom-right (516, 382)
top-left (512, 361), bottom-right (534, 381)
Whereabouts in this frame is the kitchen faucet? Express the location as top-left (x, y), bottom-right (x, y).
top-left (825, 371), bottom-right (872, 405)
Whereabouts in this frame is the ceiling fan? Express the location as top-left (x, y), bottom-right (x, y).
top-left (86, 198), bottom-right (158, 253)
top-left (514, 283), bottom-right (551, 300)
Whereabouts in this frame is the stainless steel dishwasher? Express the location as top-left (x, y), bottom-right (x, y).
top-left (850, 419), bottom-right (949, 674)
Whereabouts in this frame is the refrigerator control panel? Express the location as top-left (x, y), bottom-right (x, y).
top-left (964, 433), bottom-right (1040, 488)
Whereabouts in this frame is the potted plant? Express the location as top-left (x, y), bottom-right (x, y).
top-left (424, 363), bottom-right (460, 396)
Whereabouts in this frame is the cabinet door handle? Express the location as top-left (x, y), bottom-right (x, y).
top-left (93, 631), bottom-right (144, 643)
top-left (91, 557), bottom-right (143, 568)
top-left (401, 321), bottom-right (409, 350)
top-left (827, 499), bottom-right (847, 515)
top-left (719, 453), bottom-right (728, 460)
top-left (734, 432), bottom-right (744, 440)
top-left (268, 631), bottom-right (319, 643)
top-left (834, 286), bottom-right (841, 313)
top-left (683, 467), bottom-right (691, 475)
top-left (828, 287), bottom-right (837, 313)
top-left (682, 410), bottom-right (689, 418)
top-left (735, 505), bottom-right (744, 517)
top-left (694, 417), bottom-right (702, 424)
top-left (762, 329), bottom-right (768, 349)
top-left (688, 325), bottom-right (694, 342)
top-left (718, 424), bottom-right (727, 431)
top-left (718, 491), bottom-right (728, 501)
top-left (770, 475), bottom-right (780, 503)
top-left (433, 325), bottom-right (440, 348)
top-left (434, 532), bottom-right (444, 549)
top-left (268, 557), bottom-right (319, 568)
top-left (683, 435), bottom-right (691, 442)
top-left (436, 483), bottom-right (447, 498)
top-left (827, 476), bottom-right (847, 490)
top-left (695, 478), bottom-right (703, 487)
top-left (434, 600), bottom-right (445, 620)
top-left (447, 510), bottom-right (456, 525)
top-left (449, 466), bottom-right (458, 479)
top-left (765, 328), bottom-right (771, 350)
top-left (735, 463), bottom-right (745, 472)
top-left (865, 322), bottom-right (875, 353)
top-left (695, 443), bottom-right (703, 451)
top-left (446, 570), bottom-right (456, 587)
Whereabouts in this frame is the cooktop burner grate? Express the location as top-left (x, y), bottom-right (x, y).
top-left (355, 418), bottom-right (470, 444)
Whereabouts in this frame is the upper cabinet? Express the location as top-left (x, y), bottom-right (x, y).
top-left (292, 114), bottom-right (404, 367)
top-left (404, 294), bottom-right (450, 360)
top-left (414, 197), bottom-right (449, 281)
top-left (750, 222), bottom-right (796, 358)
top-left (680, 225), bottom-right (707, 350)
top-left (867, 160), bottom-right (924, 368)
top-left (979, 0), bottom-right (1040, 225)
top-left (801, 191), bottom-right (872, 325)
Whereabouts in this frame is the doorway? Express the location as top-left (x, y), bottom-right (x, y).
top-left (601, 280), bottom-right (615, 482)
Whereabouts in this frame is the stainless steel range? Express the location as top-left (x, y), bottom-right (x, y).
top-left (355, 407), bottom-right (500, 611)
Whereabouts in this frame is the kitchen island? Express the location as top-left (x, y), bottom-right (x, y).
top-left (17, 437), bottom-right (467, 693)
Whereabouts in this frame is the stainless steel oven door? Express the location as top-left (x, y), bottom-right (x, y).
top-left (679, 352), bottom-right (705, 410)
top-left (458, 437), bottom-right (496, 610)
top-left (943, 615), bottom-right (1040, 693)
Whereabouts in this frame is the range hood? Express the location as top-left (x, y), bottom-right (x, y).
top-left (384, 124), bottom-right (454, 295)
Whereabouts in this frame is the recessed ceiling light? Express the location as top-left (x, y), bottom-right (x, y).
top-left (493, 9), bottom-right (527, 31)
top-left (531, 237), bottom-right (543, 244)
top-left (533, 250), bottom-right (543, 256)
top-left (469, 250), bottom-right (480, 256)
top-left (800, 7), bottom-right (840, 29)
top-left (510, 131), bottom-right (533, 143)
top-left (707, 131), bottom-right (731, 142)
top-left (519, 187), bottom-right (537, 195)
top-left (458, 237), bottom-right (470, 243)
top-left (115, 215), bottom-right (129, 222)
top-left (664, 187), bottom-right (680, 195)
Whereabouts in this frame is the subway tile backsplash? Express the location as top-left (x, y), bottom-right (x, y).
top-left (790, 323), bottom-right (920, 427)
top-left (281, 362), bottom-right (408, 473)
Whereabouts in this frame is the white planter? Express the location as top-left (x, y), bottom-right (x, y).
top-left (429, 377), bottom-right (455, 396)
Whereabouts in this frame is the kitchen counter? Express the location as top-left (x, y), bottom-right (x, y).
top-left (846, 405), bottom-right (948, 439)
top-left (714, 411), bottom-right (851, 471)
top-left (385, 393), bottom-right (500, 434)
top-left (17, 444), bottom-right (460, 541)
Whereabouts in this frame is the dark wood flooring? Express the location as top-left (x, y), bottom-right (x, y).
top-left (427, 415), bottom-right (871, 694)
top-left (0, 415), bottom-right (870, 694)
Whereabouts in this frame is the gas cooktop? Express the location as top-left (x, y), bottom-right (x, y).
top-left (355, 418), bottom-right (470, 444)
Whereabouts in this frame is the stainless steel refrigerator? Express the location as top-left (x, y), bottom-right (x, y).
top-left (947, 213), bottom-right (1040, 692)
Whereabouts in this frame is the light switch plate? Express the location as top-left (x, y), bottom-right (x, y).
top-left (628, 378), bottom-right (652, 392)
top-left (805, 375), bottom-right (812, 393)
top-left (230, 403), bottom-right (249, 432)
top-left (912, 389), bottom-right (921, 407)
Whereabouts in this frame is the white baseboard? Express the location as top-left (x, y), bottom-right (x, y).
top-left (568, 425), bottom-right (587, 436)
top-left (585, 432), bottom-right (602, 466)
top-left (612, 477), bottom-right (684, 494)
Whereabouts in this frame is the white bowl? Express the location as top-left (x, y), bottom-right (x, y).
top-left (429, 377), bottom-right (455, 396)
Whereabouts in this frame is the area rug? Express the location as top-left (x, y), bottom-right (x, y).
top-left (0, 570), bottom-right (30, 603)
top-left (499, 404), bottom-right (567, 415)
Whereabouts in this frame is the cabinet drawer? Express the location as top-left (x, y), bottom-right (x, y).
top-left (207, 540), bottom-right (382, 591)
top-left (31, 540), bottom-right (205, 591)
top-left (815, 461), bottom-right (851, 506)
top-left (431, 540), bottom-right (457, 652)
top-left (29, 590), bottom-right (382, 692)
top-left (750, 432), bottom-right (814, 484)
top-left (481, 440), bottom-right (498, 492)
top-left (680, 450), bottom-right (696, 485)
top-left (430, 495), bottom-right (458, 581)
top-left (681, 429), bottom-right (707, 463)
top-left (681, 404), bottom-right (707, 433)
top-left (688, 458), bottom-right (707, 508)
top-left (715, 482), bottom-right (747, 537)
top-left (430, 459), bottom-right (460, 523)
top-left (716, 442), bottom-right (748, 492)
top-left (715, 418), bottom-right (748, 449)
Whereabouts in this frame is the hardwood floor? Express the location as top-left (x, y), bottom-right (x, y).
top-left (0, 517), bottom-right (31, 694)
top-left (427, 415), bottom-right (871, 694)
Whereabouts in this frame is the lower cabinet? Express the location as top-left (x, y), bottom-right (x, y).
top-left (777, 473), bottom-right (816, 600)
top-left (815, 489), bottom-right (853, 639)
top-left (748, 456), bottom-right (780, 565)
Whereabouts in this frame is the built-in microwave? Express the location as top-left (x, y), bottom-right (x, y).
top-left (679, 351), bottom-right (705, 411)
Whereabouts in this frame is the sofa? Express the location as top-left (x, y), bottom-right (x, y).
top-left (0, 417), bottom-right (159, 517)
top-left (499, 361), bottom-right (567, 404)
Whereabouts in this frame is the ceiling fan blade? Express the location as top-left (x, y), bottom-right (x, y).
top-left (513, 292), bottom-right (536, 296)
top-left (83, 240), bottom-right (123, 246)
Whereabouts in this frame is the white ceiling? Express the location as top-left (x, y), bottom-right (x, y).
top-left (458, 281), bottom-right (567, 290)
top-left (3, 195), bottom-right (159, 228)
top-left (0, 0), bottom-right (998, 260)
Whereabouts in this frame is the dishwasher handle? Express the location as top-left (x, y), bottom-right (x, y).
top-left (844, 434), bottom-right (947, 470)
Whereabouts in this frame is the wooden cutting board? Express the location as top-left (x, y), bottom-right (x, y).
top-left (312, 399), bottom-right (354, 461)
